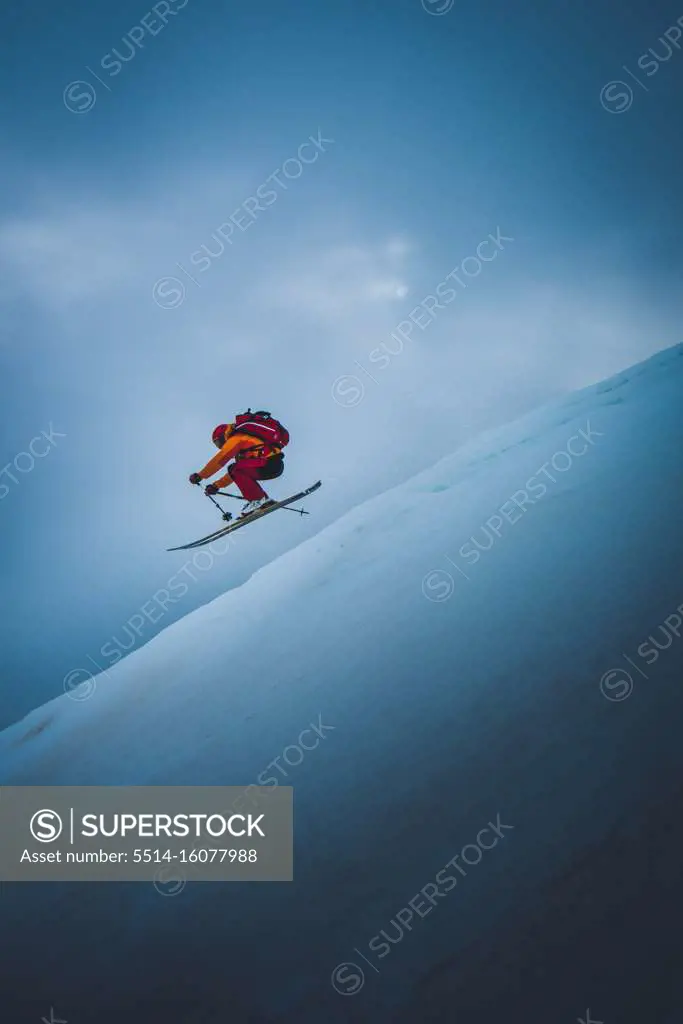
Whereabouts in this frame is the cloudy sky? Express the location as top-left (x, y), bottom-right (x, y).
top-left (1, 0), bottom-right (681, 726)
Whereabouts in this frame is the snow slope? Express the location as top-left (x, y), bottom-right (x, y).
top-left (2, 344), bottom-right (683, 1023)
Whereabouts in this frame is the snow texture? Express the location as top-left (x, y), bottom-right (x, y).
top-left (2, 344), bottom-right (683, 1023)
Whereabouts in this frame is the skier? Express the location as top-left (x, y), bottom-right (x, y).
top-left (188, 410), bottom-right (289, 516)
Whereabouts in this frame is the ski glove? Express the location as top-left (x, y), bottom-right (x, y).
top-left (189, 473), bottom-right (203, 485)
top-left (204, 483), bottom-right (220, 496)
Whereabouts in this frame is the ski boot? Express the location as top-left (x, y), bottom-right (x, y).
top-left (238, 496), bottom-right (272, 518)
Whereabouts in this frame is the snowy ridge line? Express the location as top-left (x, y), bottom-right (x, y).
top-left (405, 340), bottom-right (682, 495)
top-left (1, 342), bottom-right (681, 750)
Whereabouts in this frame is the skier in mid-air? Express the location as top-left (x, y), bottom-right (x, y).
top-left (170, 411), bottom-right (318, 550)
top-left (188, 410), bottom-right (289, 517)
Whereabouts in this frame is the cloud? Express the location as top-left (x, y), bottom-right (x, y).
top-left (253, 239), bottom-right (412, 319)
top-left (1, 175), bottom-right (677, 487)
top-left (0, 206), bottom-right (170, 307)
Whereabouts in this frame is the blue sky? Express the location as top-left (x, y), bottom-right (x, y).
top-left (1, 0), bottom-right (682, 727)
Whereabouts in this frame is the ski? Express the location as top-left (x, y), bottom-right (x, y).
top-left (167, 481), bottom-right (322, 551)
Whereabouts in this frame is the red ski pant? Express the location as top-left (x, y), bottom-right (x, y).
top-left (228, 455), bottom-right (283, 501)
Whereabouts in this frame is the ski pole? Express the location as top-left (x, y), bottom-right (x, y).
top-left (204, 490), bottom-right (232, 521)
top-left (215, 490), bottom-right (253, 501)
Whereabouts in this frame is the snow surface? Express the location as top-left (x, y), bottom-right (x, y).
top-left (2, 343), bottom-right (683, 1022)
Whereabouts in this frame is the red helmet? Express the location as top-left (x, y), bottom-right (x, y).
top-left (212, 424), bottom-right (231, 448)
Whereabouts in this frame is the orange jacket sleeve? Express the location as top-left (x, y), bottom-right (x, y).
top-left (197, 432), bottom-right (255, 482)
top-left (211, 470), bottom-right (234, 489)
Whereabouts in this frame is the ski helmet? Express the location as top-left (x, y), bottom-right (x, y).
top-left (212, 424), bottom-right (230, 448)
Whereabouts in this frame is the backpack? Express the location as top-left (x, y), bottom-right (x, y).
top-left (232, 410), bottom-right (290, 450)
